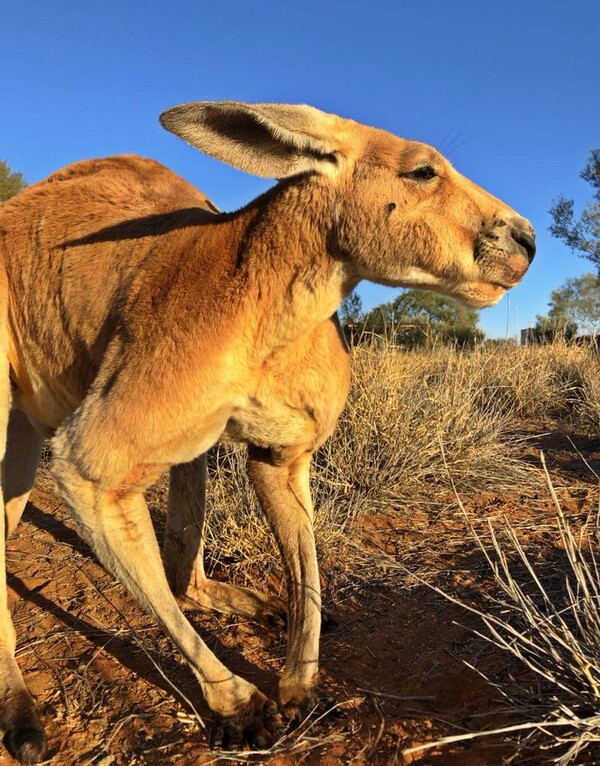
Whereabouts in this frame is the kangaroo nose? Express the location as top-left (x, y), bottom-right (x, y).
top-left (509, 219), bottom-right (536, 263)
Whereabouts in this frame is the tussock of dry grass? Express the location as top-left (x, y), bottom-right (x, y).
top-left (319, 343), bottom-right (528, 507)
top-left (473, 341), bottom-right (598, 423)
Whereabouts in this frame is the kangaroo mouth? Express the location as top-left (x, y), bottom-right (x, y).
top-left (456, 281), bottom-right (507, 308)
top-left (490, 279), bottom-right (517, 291)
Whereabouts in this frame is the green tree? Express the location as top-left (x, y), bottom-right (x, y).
top-left (362, 289), bottom-right (483, 347)
top-left (549, 149), bottom-right (600, 271)
top-left (0, 161), bottom-right (26, 201)
top-left (340, 290), bottom-right (363, 325)
top-left (536, 273), bottom-right (600, 337)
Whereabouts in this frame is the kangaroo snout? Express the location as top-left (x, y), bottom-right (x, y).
top-left (508, 218), bottom-right (536, 264)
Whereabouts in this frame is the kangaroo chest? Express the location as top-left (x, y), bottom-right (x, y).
top-left (222, 320), bottom-right (351, 455)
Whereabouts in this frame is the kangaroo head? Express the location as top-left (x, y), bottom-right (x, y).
top-left (160, 101), bottom-right (534, 308)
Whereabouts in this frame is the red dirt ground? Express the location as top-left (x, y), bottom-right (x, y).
top-left (2, 425), bottom-right (599, 766)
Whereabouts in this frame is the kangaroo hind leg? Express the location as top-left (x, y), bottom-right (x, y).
top-left (50, 422), bottom-right (281, 749)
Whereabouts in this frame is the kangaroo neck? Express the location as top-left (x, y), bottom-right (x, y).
top-left (230, 177), bottom-right (356, 356)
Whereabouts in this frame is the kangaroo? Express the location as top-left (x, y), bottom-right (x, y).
top-left (0, 101), bottom-right (534, 761)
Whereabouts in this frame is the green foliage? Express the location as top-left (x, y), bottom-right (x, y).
top-left (361, 289), bottom-right (483, 347)
top-left (549, 149), bottom-right (600, 271)
top-left (0, 161), bottom-right (26, 202)
top-left (340, 290), bottom-right (363, 325)
top-left (536, 273), bottom-right (600, 337)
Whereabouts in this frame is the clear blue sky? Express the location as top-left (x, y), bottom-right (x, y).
top-left (2, 0), bottom-right (598, 338)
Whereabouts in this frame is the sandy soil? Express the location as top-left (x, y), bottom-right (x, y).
top-left (2, 425), bottom-right (599, 766)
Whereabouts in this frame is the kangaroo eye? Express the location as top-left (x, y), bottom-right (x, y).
top-left (403, 166), bottom-right (436, 181)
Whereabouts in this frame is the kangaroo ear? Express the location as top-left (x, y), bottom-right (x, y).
top-left (159, 101), bottom-right (347, 179)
